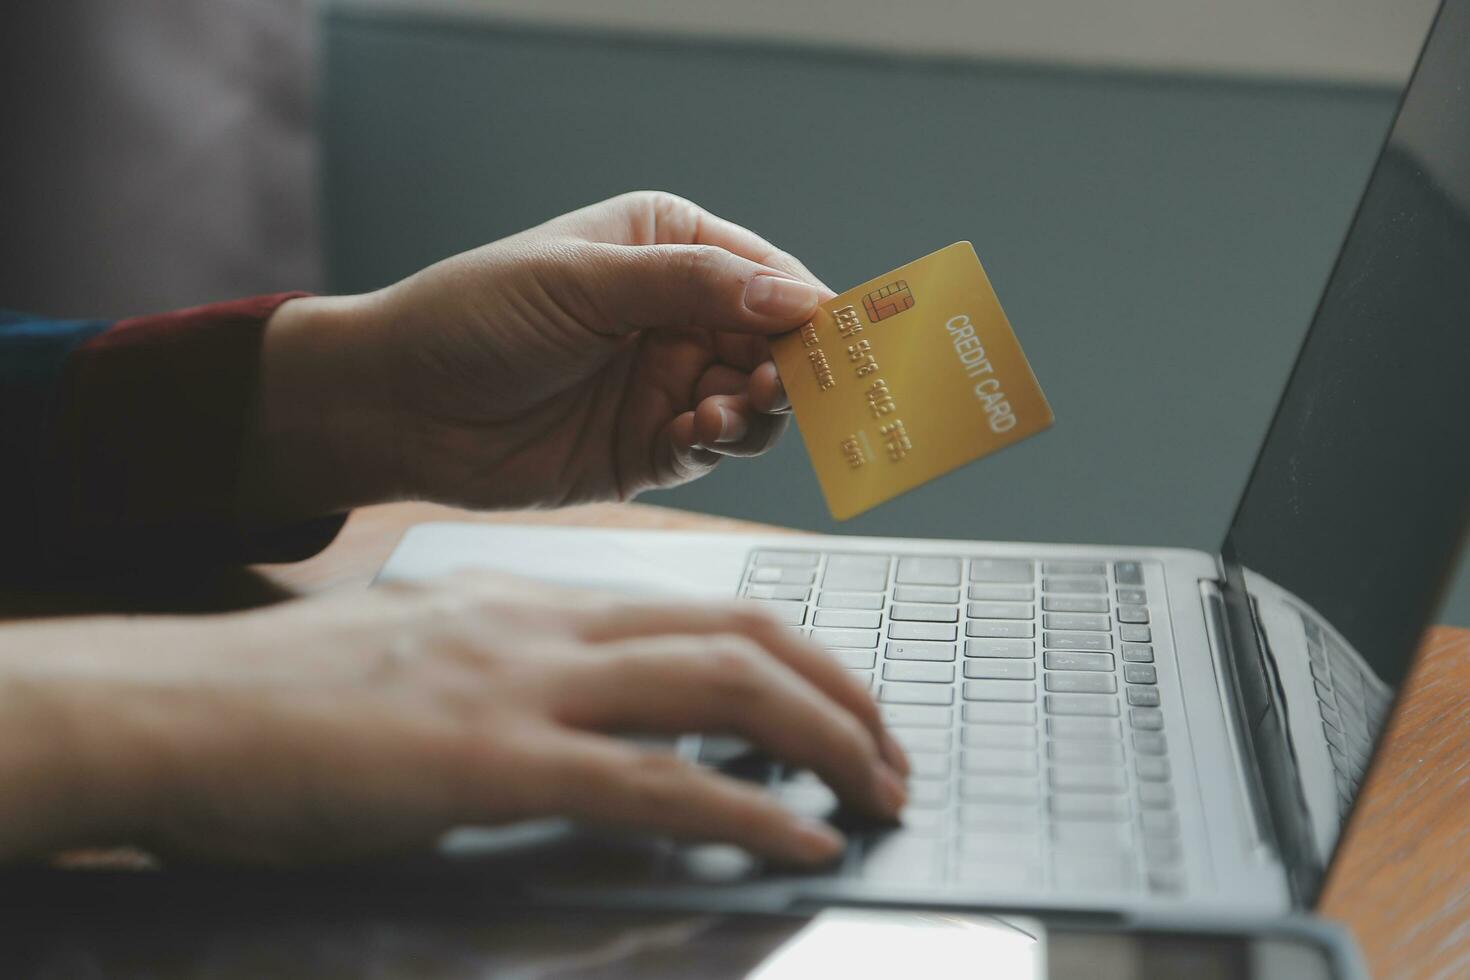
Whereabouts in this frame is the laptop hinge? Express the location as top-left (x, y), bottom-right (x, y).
top-left (1198, 581), bottom-right (1274, 857)
top-left (1210, 564), bottom-right (1322, 905)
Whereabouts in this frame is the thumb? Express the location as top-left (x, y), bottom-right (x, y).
top-left (568, 241), bottom-right (826, 335)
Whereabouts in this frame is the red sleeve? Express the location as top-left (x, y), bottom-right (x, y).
top-left (43, 293), bottom-right (346, 572)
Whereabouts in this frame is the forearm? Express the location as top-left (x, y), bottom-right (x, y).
top-left (0, 617), bottom-right (174, 859)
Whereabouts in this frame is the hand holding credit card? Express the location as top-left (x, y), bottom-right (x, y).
top-left (771, 242), bottom-right (1052, 520)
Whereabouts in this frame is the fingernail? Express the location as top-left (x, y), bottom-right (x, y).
top-left (873, 763), bottom-right (907, 816)
top-left (744, 275), bottom-right (822, 319)
top-left (716, 407), bottom-right (748, 443)
top-left (761, 361), bottom-right (791, 410)
top-left (881, 731), bottom-right (911, 778)
top-left (790, 817), bottom-right (846, 861)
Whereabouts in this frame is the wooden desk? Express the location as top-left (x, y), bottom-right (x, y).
top-left (17, 501), bottom-right (1470, 978)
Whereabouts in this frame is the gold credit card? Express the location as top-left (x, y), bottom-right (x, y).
top-left (772, 242), bottom-right (1053, 520)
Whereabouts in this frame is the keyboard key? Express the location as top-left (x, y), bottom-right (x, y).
top-left (1043, 650), bottom-right (1115, 672)
top-left (697, 735), bottom-right (754, 766)
top-left (1048, 716), bottom-right (1121, 739)
top-left (746, 599), bottom-right (806, 625)
top-left (909, 753), bottom-right (951, 779)
top-left (966, 601), bottom-right (1034, 620)
top-left (811, 609), bottom-right (880, 630)
top-left (1117, 604), bottom-right (1150, 624)
top-left (1142, 836), bottom-right (1182, 865)
top-left (907, 781), bottom-right (951, 808)
top-left (1138, 783), bottom-right (1174, 809)
top-left (1046, 694), bottom-right (1120, 717)
top-left (961, 775), bottom-right (1040, 803)
top-left (1050, 820), bottom-right (1131, 847)
top-left (965, 639), bottom-right (1035, 659)
top-left (1043, 631), bottom-right (1111, 651)
top-left (956, 863), bottom-right (1045, 890)
top-left (1124, 664), bottom-right (1157, 684)
top-left (810, 628), bottom-right (878, 649)
top-left (1309, 659), bottom-right (1332, 686)
top-left (775, 780), bottom-right (839, 819)
top-left (1050, 764), bottom-right (1126, 793)
top-left (667, 843), bottom-right (762, 884)
top-left (1130, 707), bottom-right (1165, 730)
top-left (899, 808), bottom-right (948, 833)
top-left (881, 683), bottom-right (954, 706)
top-left (959, 802), bottom-right (1037, 831)
top-left (963, 702), bottom-right (1037, 726)
top-left (1133, 732), bottom-right (1167, 755)
top-left (963, 660), bottom-right (1035, 680)
top-left (883, 661), bottom-right (954, 683)
top-left (746, 584), bottom-right (810, 601)
top-left (969, 583), bottom-right (1035, 601)
top-left (886, 641), bottom-right (956, 662)
top-left (1121, 625), bottom-right (1153, 643)
top-left (1042, 576), bottom-right (1106, 594)
top-left (1048, 741), bottom-right (1123, 764)
top-left (751, 566), bottom-right (815, 584)
top-left (963, 680), bottom-right (1037, 703)
top-left (1042, 612), bottom-right (1110, 631)
top-left (961, 749), bottom-right (1039, 775)
top-left (896, 557), bottom-right (962, 586)
top-left (1042, 595), bottom-right (1108, 613)
top-left (969, 559), bottom-right (1034, 583)
top-left (818, 591), bottom-right (884, 610)
top-left (1116, 588), bottom-right (1148, 605)
top-left (1114, 561), bottom-right (1144, 585)
top-left (1148, 869), bottom-right (1186, 894)
top-left (881, 704), bottom-right (951, 728)
top-left (1135, 756), bottom-right (1170, 781)
top-left (823, 555), bottom-right (890, 592)
top-left (1050, 792), bottom-right (1128, 820)
top-left (891, 603), bottom-right (959, 623)
top-left (1054, 854), bottom-right (1138, 893)
top-left (1140, 810), bottom-right (1180, 837)
top-left (1126, 687), bottom-right (1161, 707)
top-left (957, 834), bottom-right (1042, 861)
top-left (892, 728), bottom-right (950, 753)
top-left (1042, 561), bottom-right (1105, 576)
top-left (967, 620), bottom-right (1035, 639)
top-left (1121, 644), bottom-right (1155, 663)
top-left (862, 836), bottom-right (943, 880)
top-left (1045, 672), bottom-right (1117, 694)
top-left (831, 648), bottom-right (876, 669)
top-left (962, 725), bottom-right (1038, 749)
top-left (890, 622), bottom-right (958, 641)
top-left (753, 550), bottom-right (820, 567)
top-left (893, 585), bottom-right (960, 604)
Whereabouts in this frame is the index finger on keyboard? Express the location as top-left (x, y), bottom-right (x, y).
top-left (574, 602), bottom-right (908, 777)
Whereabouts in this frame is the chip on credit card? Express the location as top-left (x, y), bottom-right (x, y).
top-left (771, 242), bottom-right (1053, 520)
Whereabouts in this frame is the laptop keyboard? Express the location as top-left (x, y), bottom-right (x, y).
top-left (1302, 617), bottom-right (1391, 814)
top-left (684, 548), bottom-right (1187, 896)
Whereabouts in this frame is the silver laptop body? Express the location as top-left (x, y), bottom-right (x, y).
top-left (376, 0), bottom-right (1469, 927)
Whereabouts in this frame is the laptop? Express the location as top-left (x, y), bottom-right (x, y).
top-left (376, 0), bottom-right (1470, 922)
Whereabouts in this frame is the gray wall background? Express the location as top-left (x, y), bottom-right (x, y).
top-left (321, 10), bottom-right (1468, 624)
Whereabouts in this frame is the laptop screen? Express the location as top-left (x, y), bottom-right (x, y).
top-left (1222, 0), bottom-right (1470, 690)
top-left (1218, 0), bottom-right (1469, 893)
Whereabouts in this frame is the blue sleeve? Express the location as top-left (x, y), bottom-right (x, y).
top-left (0, 312), bottom-right (111, 568)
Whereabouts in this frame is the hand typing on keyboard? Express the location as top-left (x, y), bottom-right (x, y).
top-left (0, 572), bottom-right (907, 865)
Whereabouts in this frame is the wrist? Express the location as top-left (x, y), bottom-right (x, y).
top-left (240, 292), bottom-right (405, 524)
